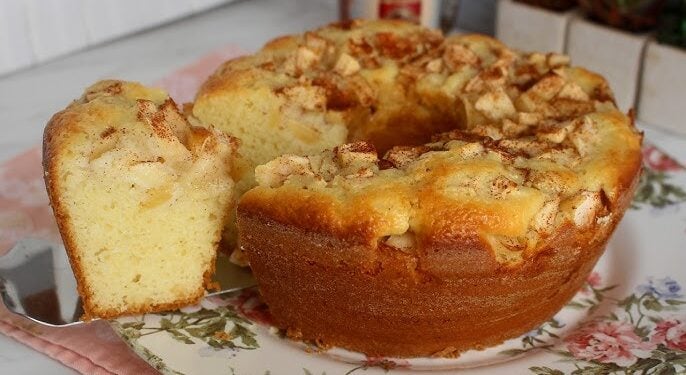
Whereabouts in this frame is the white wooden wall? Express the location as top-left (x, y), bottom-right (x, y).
top-left (0, 0), bottom-right (234, 76)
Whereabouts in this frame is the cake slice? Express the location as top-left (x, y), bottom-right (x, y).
top-left (43, 80), bottom-right (238, 319)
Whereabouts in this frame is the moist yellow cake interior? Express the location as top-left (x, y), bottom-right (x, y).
top-left (48, 81), bottom-right (235, 316)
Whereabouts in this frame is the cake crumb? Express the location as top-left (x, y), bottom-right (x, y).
top-left (431, 346), bottom-right (462, 358)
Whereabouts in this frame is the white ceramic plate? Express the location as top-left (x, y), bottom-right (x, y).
top-left (112, 144), bottom-right (686, 375)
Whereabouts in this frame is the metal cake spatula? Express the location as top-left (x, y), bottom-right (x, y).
top-left (0, 238), bottom-right (256, 327)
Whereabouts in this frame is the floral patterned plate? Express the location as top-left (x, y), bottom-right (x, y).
top-left (112, 144), bottom-right (686, 375)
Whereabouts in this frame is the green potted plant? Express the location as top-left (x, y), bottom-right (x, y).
top-left (577, 0), bottom-right (667, 32)
top-left (657, 0), bottom-right (686, 47)
top-left (515, 0), bottom-right (577, 11)
top-left (637, 0), bottom-right (686, 135)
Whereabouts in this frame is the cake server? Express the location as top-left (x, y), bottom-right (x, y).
top-left (0, 238), bottom-right (256, 327)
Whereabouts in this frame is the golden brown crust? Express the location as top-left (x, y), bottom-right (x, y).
top-left (238, 156), bottom-right (639, 356)
top-left (238, 211), bottom-right (605, 357)
top-left (43, 112), bottom-right (92, 316)
top-left (231, 20), bottom-right (643, 357)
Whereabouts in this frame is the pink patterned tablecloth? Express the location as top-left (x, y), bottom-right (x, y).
top-left (0, 44), bottom-right (244, 375)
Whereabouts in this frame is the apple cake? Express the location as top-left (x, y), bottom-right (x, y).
top-left (218, 20), bottom-right (644, 356)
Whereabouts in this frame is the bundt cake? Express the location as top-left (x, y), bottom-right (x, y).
top-left (43, 81), bottom-right (238, 319)
top-left (42, 18), bottom-right (642, 356)
top-left (215, 20), bottom-right (643, 356)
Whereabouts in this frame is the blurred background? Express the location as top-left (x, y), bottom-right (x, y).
top-left (1, 0), bottom-right (501, 77)
top-left (0, 0), bottom-right (684, 131)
